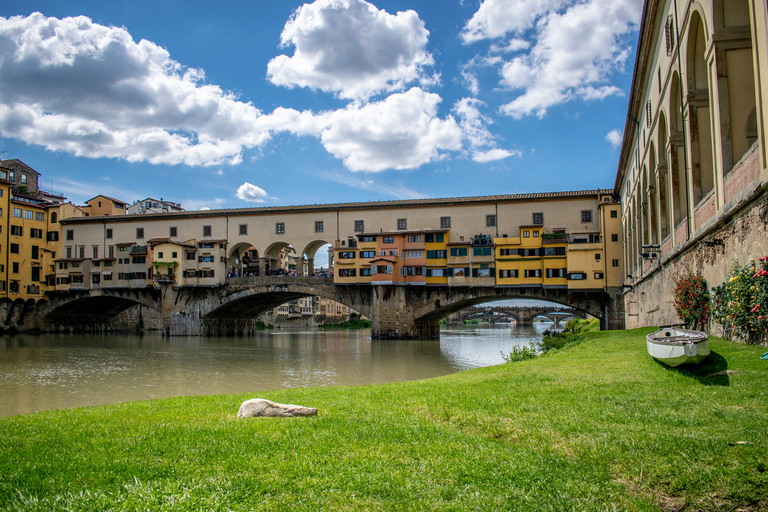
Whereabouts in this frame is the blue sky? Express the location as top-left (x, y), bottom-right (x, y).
top-left (0, 0), bottom-right (642, 210)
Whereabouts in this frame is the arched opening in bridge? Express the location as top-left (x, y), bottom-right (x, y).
top-left (229, 242), bottom-right (261, 277)
top-left (202, 285), bottom-right (362, 335)
top-left (439, 298), bottom-right (590, 330)
top-left (303, 242), bottom-right (333, 276)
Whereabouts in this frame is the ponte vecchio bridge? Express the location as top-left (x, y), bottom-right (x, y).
top-left (19, 189), bottom-right (625, 339)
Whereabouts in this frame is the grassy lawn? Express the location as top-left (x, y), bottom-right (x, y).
top-left (1, 327), bottom-right (766, 511)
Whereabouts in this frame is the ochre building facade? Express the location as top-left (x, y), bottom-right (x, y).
top-left (615, 0), bottom-right (768, 328)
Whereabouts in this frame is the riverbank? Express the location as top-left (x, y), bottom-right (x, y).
top-left (1, 327), bottom-right (766, 510)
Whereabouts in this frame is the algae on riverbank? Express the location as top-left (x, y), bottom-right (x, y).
top-left (1, 328), bottom-right (766, 511)
top-left (319, 318), bottom-right (371, 329)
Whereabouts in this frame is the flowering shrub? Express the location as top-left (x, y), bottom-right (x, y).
top-left (712, 257), bottom-right (768, 344)
top-left (673, 272), bottom-right (710, 331)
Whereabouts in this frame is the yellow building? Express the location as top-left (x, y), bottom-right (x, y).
top-left (81, 195), bottom-right (127, 217)
top-left (0, 178), bottom-right (10, 296)
top-left (425, 231), bottom-right (449, 285)
top-left (43, 202), bottom-right (86, 288)
top-left (149, 239), bottom-right (186, 285)
top-left (6, 194), bottom-right (49, 299)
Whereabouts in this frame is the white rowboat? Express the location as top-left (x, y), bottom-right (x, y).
top-left (646, 326), bottom-right (709, 367)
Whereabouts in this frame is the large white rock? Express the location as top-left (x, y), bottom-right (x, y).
top-left (237, 398), bottom-right (318, 418)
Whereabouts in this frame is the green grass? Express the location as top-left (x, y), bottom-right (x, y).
top-left (1, 328), bottom-right (767, 511)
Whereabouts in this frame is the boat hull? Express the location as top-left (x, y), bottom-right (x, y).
top-left (646, 328), bottom-right (710, 367)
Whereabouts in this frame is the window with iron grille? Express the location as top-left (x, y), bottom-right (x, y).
top-left (646, 101), bottom-right (652, 127)
top-left (581, 210), bottom-right (592, 223)
top-left (533, 213), bottom-right (543, 225)
top-left (136, 228), bottom-right (144, 239)
top-left (486, 215), bottom-right (496, 227)
top-left (397, 219), bottom-right (407, 230)
top-left (239, 224), bottom-right (248, 236)
top-left (169, 227), bottom-right (177, 237)
top-left (314, 221), bottom-right (323, 233)
top-left (665, 15), bottom-right (674, 56)
top-left (354, 220), bottom-right (364, 232)
top-left (440, 216), bottom-right (451, 229)
top-left (203, 225), bottom-right (212, 237)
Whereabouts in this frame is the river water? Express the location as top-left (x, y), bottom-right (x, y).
top-left (0, 324), bottom-right (548, 417)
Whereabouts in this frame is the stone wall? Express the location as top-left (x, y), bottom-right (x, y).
top-left (624, 186), bottom-right (768, 331)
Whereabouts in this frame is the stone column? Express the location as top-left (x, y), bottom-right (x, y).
top-left (601, 287), bottom-right (626, 331)
top-left (258, 257), bottom-right (266, 277)
top-left (307, 257), bottom-right (314, 276)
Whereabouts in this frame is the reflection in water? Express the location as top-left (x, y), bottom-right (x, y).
top-left (0, 323), bottom-right (548, 417)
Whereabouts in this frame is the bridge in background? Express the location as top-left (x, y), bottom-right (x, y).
top-left (19, 276), bottom-right (622, 339)
top-left (446, 305), bottom-right (587, 328)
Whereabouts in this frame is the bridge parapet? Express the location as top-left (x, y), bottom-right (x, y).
top-left (225, 276), bottom-right (334, 287)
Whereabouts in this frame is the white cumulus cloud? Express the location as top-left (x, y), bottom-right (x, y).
top-left (236, 182), bottom-right (268, 203)
top-left (313, 88), bottom-right (463, 172)
top-left (463, 0), bottom-right (643, 119)
top-left (267, 0), bottom-right (435, 100)
top-left (605, 128), bottom-right (623, 149)
top-left (453, 97), bottom-right (520, 162)
top-left (462, 0), bottom-right (566, 43)
top-left (0, 13), bottom-right (273, 166)
top-left (0, 11), bottom-right (519, 176)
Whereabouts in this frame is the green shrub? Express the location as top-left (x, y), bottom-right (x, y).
top-left (673, 271), bottom-right (710, 331)
top-left (563, 318), bottom-right (599, 334)
top-left (712, 257), bottom-right (768, 344)
top-left (537, 318), bottom-right (597, 354)
top-left (501, 343), bottom-right (539, 363)
top-left (320, 319), bottom-right (371, 329)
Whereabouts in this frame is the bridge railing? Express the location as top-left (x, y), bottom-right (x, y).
top-left (226, 275), bottom-right (335, 286)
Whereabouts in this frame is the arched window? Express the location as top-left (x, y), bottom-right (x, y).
top-left (669, 73), bottom-right (688, 229)
top-left (686, 12), bottom-right (714, 204)
top-left (657, 114), bottom-right (671, 241)
top-left (717, 0), bottom-right (757, 172)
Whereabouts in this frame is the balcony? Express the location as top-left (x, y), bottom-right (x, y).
top-left (153, 274), bottom-right (176, 283)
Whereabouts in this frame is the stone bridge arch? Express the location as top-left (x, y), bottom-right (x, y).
top-left (370, 285), bottom-right (620, 339)
top-left (165, 277), bottom-right (371, 336)
top-left (22, 288), bottom-right (163, 332)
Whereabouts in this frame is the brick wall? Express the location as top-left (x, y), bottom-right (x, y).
top-left (724, 145), bottom-right (760, 204)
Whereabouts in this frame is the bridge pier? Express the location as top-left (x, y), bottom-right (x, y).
top-left (370, 285), bottom-right (439, 340)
